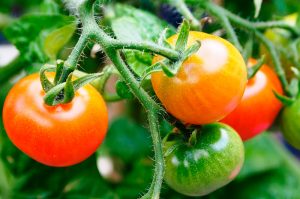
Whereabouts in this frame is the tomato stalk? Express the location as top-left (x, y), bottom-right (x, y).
top-left (168, 0), bottom-right (202, 30)
top-left (62, 0), bottom-right (166, 198)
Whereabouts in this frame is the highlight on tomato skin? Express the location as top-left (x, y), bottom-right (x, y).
top-left (151, 31), bottom-right (248, 125)
top-left (2, 73), bottom-right (109, 167)
top-left (221, 59), bottom-right (283, 141)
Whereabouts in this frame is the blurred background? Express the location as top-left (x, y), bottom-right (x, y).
top-left (1, 0), bottom-right (300, 198)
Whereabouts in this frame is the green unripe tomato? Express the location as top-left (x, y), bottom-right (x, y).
top-left (281, 98), bottom-right (300, 149)
top-left (164, 123), bottom-right (244, 196)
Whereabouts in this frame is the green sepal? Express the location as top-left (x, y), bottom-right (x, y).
top-left (162, 61), bottom-right (182, 77)
top-left (158, 28), bottom-right (172, 48)
top-left (62, 73), bottom-right (75, 104)
top-left (247, 55), bottom-right (265, 79)
top-left (162, 40), bottom-right (201, 77)
top-left (182, 40), bottom-right (201, 59)
top-left (72, 73), bottom-right (104, 91)
top-left (39, 64), bottom-right (56, 92)
top-left (273, 90), bottom-right (295, 106)
top-left (43, 82), bottom-right (65, 106)
top-left (175, 19), bottom-right (190, 52)
top-left (43, 73), bottom-right (103, 106)
top-left (54, 60), bottom-right (65, 85)
top-left (116, 80), bottom-right (134, 99)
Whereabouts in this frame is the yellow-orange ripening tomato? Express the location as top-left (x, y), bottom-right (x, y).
top-left (151, 31), bottom-right (247, 124)
top-left (3, 73), bottom-right (108, 167)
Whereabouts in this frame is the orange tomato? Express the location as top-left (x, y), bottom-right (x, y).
top-left (222, 59), bottom-right (283, 140)
top-left (3, 73), bottom-right (108, 167)
top-left (151, 31), bottom-right (247, 124)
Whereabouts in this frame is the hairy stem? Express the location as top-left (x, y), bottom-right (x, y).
top-left (77, 1), bottom-right (165, 198)
top-left (140, 110), bottom-right (164, 199)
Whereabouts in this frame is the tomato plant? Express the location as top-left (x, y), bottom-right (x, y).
top-left (151, 31), bottom-right (247, 125)
top-left (2, 73), bottom-right (108, 167)
top-left (1, 0), bottom-right (300, 198)
top-left (222, 59), bottom-right (283, 141)
top-left (164, 123), bottom-right (244, 196)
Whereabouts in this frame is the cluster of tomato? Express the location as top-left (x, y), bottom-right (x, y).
top-left (1, 30), bottom-right (296, 197)
top-left (151, 31), bottom-right (283, 196)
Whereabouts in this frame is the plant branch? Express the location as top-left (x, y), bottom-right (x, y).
top-left (255, 32), bottom-right (292, 96)
top-left (74, 1), bottom-right (165, 198)
top-left (253, 21), bottom-right (299, 36)
top-left (201, 1), bottom-right (242, 51)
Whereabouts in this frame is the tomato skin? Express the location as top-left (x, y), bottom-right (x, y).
top-left (222, 59), bottom-right (283, 141)
top-left (2, 73), bottom-right (108, 167)
top-left (151, 31), bottom-right (247, 125)
top-left (164, 123), bottom-right (244, 196)
top-left (281, 98), bottom-right (300, 149)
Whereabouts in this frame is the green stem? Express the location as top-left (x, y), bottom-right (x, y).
top-left (0, 57), bottom-right (24, 85)
top-left (59, 31), bottom-right (90, 83)
top-left (255, 32), bottom-right (291, 96)
top-left (140, 110), bottom-right (164, 199)
top-left (103, 49), bottom-right (164, 199)
top-left (170, 0), bottom-right (201, 30)
top-left (202, 1), bottom-right (242, 51)
top-left (112, 40), bottom-right (180, 61)
top-left (253, 21), bottom-right (299, 36)
top-left (79, 2), bottom-right (165, 198)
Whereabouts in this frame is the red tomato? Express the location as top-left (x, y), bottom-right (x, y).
top-left (151, 31), bottom-right (247, 124)
top-left (3, 73), bottom-right (108, 167)
top-left (222, 59), bottom-right (283, 140)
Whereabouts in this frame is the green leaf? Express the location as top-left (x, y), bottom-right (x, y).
top-left (116, 80), bottom-right (134, 99)
top-left (98, 117), bottom-right (152, 163)
top-left (44, 23), bottom-right (76, 60)
top-left (4, 14), bottom-right (76, 65)
top-left (109, 4), bottom-right (175, 77)
top-left (247, 55), bottom-right (265, 79)
top-left (253, 0), bottom-right (263, 18)
top-left (237, 133), bottom-right (282, 180)
top-left (273, 91), bottom-right (295, 106)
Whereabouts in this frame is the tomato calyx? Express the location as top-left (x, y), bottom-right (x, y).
top-left (141, 20), bottom-right (201, 83)
top-left (247, 55), bottom-right (265, 79)
top-left (39, 60), bottom-right (104, 106)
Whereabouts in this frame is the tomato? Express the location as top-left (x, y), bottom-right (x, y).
top-left (281, 98), bottom-right (300, 149)
top-left (222, 59), bottom-right (283, 141)
top-left (164, 123), bottom-right (244, 196)
top-left (2, 73), bottom-right (108, 167)
top-left (151, 31), bottom-right (247, 124)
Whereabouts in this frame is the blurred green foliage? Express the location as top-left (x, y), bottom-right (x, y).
top-left (1, 0), bottom-right (300, 198)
